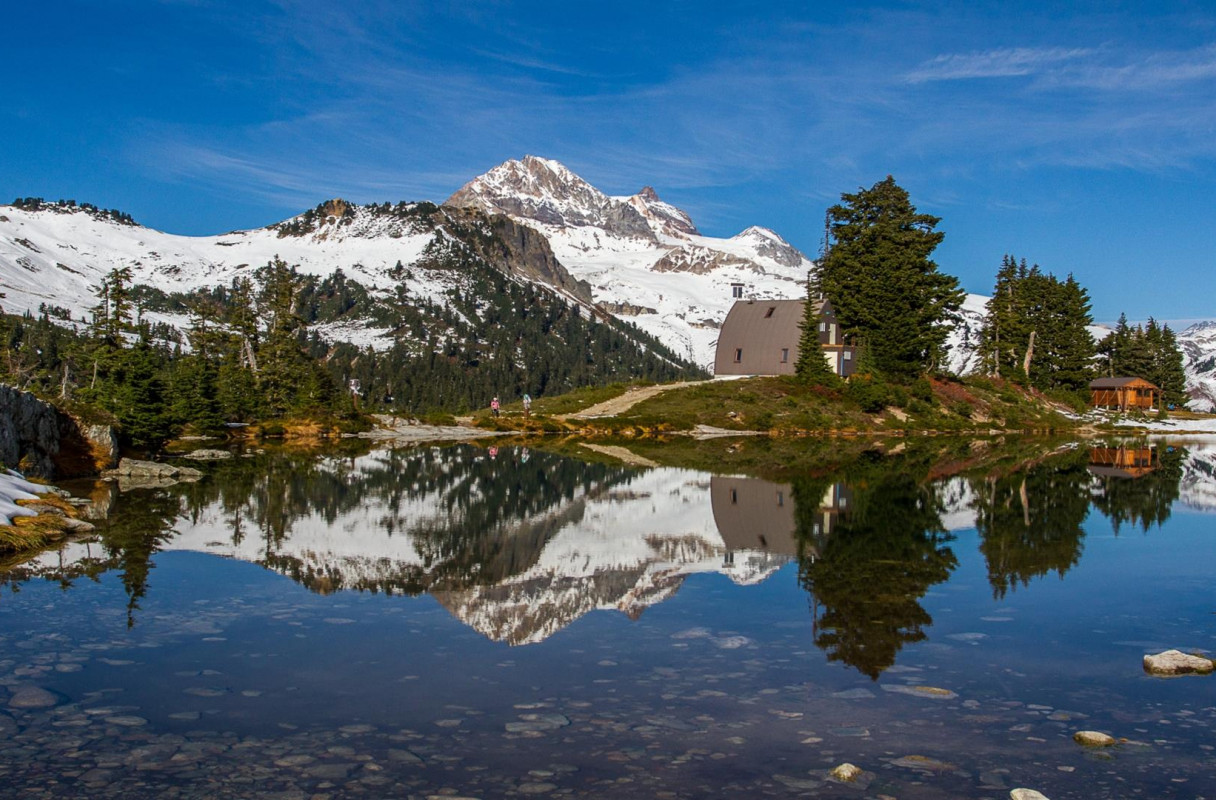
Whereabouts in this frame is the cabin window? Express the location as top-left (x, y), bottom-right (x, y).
top-left (730, 488), bottom-right (738, 504)
top-left (776, 491), bottom-right (784, 507)
top-left (818, 322), bottom-right (826, 332)
top-left (780, 348), bottom-right (789, 363)
top-left (731, 284), bottom-right (744, 298)
top-left (734, 348), bottom-right (743, 363)
top-left (843, 350), bottom-right (852, 360)
top-left (764, 306), bottom-right (775, 318)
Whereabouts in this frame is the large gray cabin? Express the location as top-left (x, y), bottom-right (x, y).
top-left (713, 298), bottom-right (856, 378)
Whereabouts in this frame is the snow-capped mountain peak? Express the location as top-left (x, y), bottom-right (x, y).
top-left (447, 156), bottom-right (814, 367)
top-left (447, 156), bottom-right (655, 240)
top-left (1178, 322), bottom-right (1216, 410)
top-left (624, 186), bottom-right (700, 239)
top-left (728, 226), bottom-right (805, 268)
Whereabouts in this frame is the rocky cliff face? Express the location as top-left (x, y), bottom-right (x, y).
top-left (457, 209), bottom-right (593, 304)
top-left (0, 385), bottom-right (61, 477)
top-left (0, 385), bottom-right (118, 478)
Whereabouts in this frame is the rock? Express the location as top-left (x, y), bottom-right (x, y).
top-left (18, 502), bottom-right (65, 516)
top-left (183, 449), bottom-right (233, 461)
top-left (1143, 649), bottom-right (1215, 676)
top-left (518, 783), bottom-right (557, 794)
top-left (1073, 730), bottom-right (1117, 747)
top-left (78, 423), bottom-right (119, 471)
top-left (881, 684), bottom-right (958, 700)
top-left (306, 762), bottom-right (357, 780)
top-left (109, 458), bottom-right (204, 479)
top-left (1011, 790), bottom-right (1051, 800)
top-left (60, 517), bottom-right (96, 533)
top-left (0, 385), bottom-right (62, 477)
top-left (830, 763), bottom-right (863, 782)
top-left (8, 685), bottom-right (58, 709)
top-left (889, 755), bottom-right (956, 772)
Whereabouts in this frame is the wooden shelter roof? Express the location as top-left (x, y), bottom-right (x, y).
top-left (1089, 377), bottom-right (1159, 390)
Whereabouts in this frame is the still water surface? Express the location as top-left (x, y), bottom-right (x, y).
top-left (0, 439), bottom-right (1214, 798)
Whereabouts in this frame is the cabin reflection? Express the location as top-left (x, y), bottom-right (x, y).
top-left (1088, 445), bottom-right (1158, 479)
top-left (710, 476), bottom-right (851, 566)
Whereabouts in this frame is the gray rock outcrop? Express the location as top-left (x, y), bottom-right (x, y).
top-left (106, 458), bottom-right (204, 490)
top-left (0, 385), bottom-right (61, 477)
top-left (0, 385), bottom-right (119, 478)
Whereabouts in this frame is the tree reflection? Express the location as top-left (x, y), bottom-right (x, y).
top-left (795, 456), bottom-right (957, 680)
top-left (1089, 444), bottom-right (1184, 534)
top-left (972, 447), bottom-right (1091, 600)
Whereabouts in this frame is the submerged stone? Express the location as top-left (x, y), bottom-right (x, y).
top-left (9, 686), bottom-right (58, 709)
top-left (890, 755), bottom-right (956, 772)
top-left (881, 684), bottom-right (958, 700)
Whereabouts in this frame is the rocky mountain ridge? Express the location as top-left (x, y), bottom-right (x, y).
top-left (446, 156), bottom-right (814, 366)
top-left (2, 157), bottom-right (1210, 393)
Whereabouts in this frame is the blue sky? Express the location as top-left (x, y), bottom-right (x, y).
top-left (4, 1), bottom-right (1215, 325)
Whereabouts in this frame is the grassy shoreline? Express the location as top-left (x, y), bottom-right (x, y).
top-left (469, 375), bottom-right (1082, 437)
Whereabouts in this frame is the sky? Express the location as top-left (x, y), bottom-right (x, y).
top-left (3, 0), bottom-right (1215, 325)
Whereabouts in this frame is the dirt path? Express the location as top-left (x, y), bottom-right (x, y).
top-left (562, 381), bottom-right (704, 420)
top-left (578, 443), bottom-right (659, 468)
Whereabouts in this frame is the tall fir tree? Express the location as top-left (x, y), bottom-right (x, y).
top-left (818, 176), bottom-right (964, 381)
top-left (795, 274), bottom-right (841, 386)
top-left (978, 257), bottom-right (1094, 392)
top-left (1157, 325), bottom-right (1188, 407)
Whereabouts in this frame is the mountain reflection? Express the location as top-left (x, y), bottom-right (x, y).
top-left (1, 438), bottom-right (1212, 662)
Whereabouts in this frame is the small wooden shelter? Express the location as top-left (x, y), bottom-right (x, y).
top-left (1088, 445), bottom-right (1159, 479)
top-left (1089, 377), bottom-right (1160, 411)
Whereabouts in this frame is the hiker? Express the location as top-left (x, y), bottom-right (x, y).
top-left (522, 393), bottom-right (532, 419)
top-left (491, 396), bottom-right (500, 418)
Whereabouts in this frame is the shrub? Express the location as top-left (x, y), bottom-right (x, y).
top-left (848, 375), bottom-right (891, 413)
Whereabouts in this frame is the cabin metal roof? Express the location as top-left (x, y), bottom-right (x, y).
top-left (1089, 377), bottom-right (1159, 390)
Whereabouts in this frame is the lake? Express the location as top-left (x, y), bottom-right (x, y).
top-left (1, 438), bottom-right (1214, 799)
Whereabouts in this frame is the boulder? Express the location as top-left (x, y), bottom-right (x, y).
top-left (1073, 730), bottom-right (1117, 747)
top-left (109, 459), bottom-right (203, 479)
top-left (830, 763), bottom-right (862, 782)
top-left (1011, 790), bottom-right (1051, 800)
top-left (1143, 649), bottom-right (1215, 676)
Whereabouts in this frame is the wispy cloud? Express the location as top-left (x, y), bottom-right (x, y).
top-left (905, 47), bottom-right (1094, 83)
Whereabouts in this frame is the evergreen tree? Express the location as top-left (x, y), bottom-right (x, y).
top-left (795, 281), bottom-right (841, 386)
top-left (1158, 326), bottom-right (1188, 408)
top-left (256, 258), bottom-right (319, 417)
top-left (1097, 314), bottom-right (1188, 408)
top-left (978, 257), bottom-right (1094, 393)
top-left (818, 176), bottom-right (964, 381)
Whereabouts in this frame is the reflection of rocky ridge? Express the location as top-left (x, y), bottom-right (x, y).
top-left (433, 470), bottom-right (788, 645)
top-left (1178, 443), bottom-right (1216, 511)
top-left (148, 450), bottom-right (795, 644)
